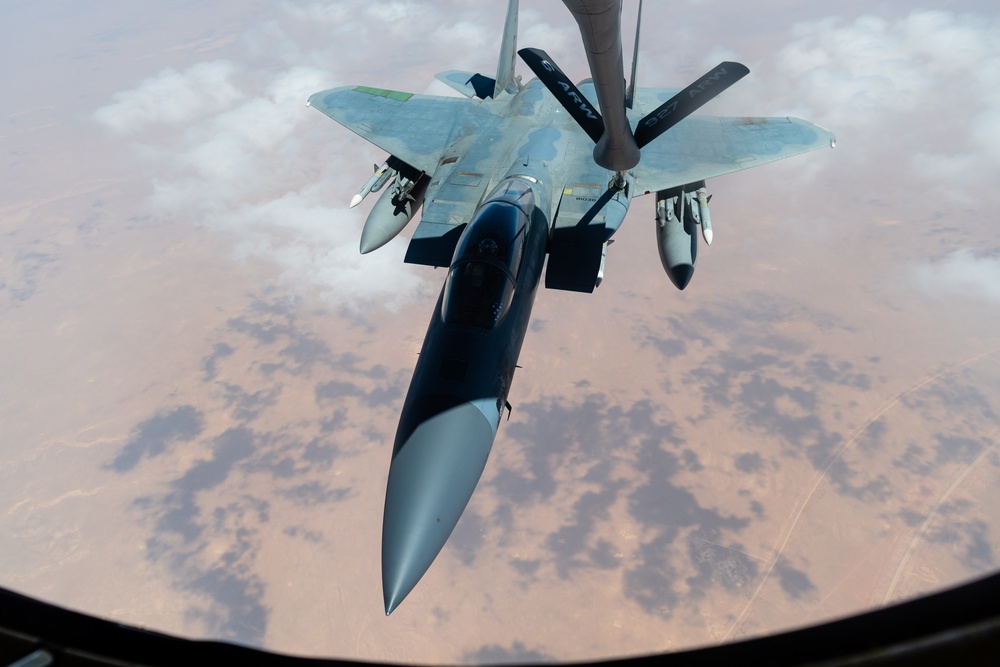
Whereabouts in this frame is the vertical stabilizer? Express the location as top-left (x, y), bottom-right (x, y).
top-left (494, 0), bottom-right (520, 97)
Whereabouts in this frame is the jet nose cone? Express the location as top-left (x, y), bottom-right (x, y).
top-left (667, 263), bottom-right (694, 290)
top-left (382, 396), bottom-right (497, 614)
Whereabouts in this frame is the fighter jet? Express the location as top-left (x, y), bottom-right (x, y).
top-left (307, 0), bottom-right (835, 614)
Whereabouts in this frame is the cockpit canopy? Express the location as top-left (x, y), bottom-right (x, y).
top-left (441, 180), bottom-right (534, 329)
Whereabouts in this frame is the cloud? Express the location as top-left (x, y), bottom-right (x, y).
top-left (915, 249), bottom-right (1000, 305)
top-left (89, 0), bottom-right (596, 313)
top-left (728, 8), bottom-right (1000, 199)
top-left (92, 61), bottom-right (245, 134)
top-left (911, 108), bottom-right (1000, 186)
top-left (226, 189), bottom-right (430, 310)
top-left (93, 3), bottom-right (1000, 312)
top-left (770, 11), bottom-right (1000, 128)
top-left (96, 17), bottom-right (431, 313)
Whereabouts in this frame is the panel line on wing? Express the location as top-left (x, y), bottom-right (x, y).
top-left (353, 86), bottom-right (414, 102)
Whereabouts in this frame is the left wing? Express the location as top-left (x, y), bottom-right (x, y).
top-left (308, 86), bottom-right (486, 174)
top-left (633, 115), bottom-right (836, 194)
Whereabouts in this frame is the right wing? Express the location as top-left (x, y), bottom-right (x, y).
top-left (633, 115), bottom-right (836, 194)
top-left (307, 86), bottom-right (486, 174)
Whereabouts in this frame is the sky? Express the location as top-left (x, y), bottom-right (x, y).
top-left (2, 0), bottom-right (1000, 663)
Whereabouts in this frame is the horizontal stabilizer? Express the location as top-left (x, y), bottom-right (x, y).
top-left (434, 70), bottom-right (496, 99)
top-left (634, 62), bottom-right (750, 149)
top-left (518, 48), bottom-right (605, 143)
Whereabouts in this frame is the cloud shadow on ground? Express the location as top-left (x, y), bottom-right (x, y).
top-left (107, 405), bottom-right (204, 472)
top-left (492, 394), bottom-right (756, 617)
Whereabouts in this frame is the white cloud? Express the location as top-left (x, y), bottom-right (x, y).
top-left (773, 13), bottom-right (945, 128)
top-left (915, 249), bottom-right (1000, 305)
top-left (240, 20), bottom-right (302, 66)
top-left (971, 109), bottom-right (1000, 163)
top-left (228, 190), bottom-right (430, 310)
top-left (735, 8), bottom-right (1000, 198)
top-left (268, 66), bottom-right (334, 105)
top-left (94, 5), bottom-right (438, 313)
top-left (94, 2), bottom-right (1000, 313)
top-left (92, 61), bottom-right (244, 134)
top-left (909, 105), bottom-right (1000, 189)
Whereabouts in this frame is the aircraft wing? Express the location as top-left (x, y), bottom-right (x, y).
top-left (633, 115), bottom-right (836, 194)
top-left (307, 86), bottom-right (485, 174)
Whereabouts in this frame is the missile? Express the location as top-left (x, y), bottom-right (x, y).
top-left (350, 162), bottom-right (395, 208)
top-left (369, 165), bottom-right (394, 194)
top-left (696, 187), bottom-right (713, 245)
top-left (359, 175), bottom-right (428, 254)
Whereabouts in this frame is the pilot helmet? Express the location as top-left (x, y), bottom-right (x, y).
top-left (478, 237), bottom-right (500, 257)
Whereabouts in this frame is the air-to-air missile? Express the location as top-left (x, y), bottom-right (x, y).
top-left (696, 185), bottom-right (713, 246)
top-left (349, 161), bottom-right (394, 209)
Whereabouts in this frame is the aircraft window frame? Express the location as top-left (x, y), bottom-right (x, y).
top-left (441, 194), bottom-right (530, 330)
top-left (441, 260), bottom-right (516, 330)
top-left (451, 200), bottom-right (528, 279)
top-left (486, 179), bottom-right (535, 214)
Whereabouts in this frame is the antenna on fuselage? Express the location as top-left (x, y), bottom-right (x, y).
top-left (625, 0), bottom-right (642, 109)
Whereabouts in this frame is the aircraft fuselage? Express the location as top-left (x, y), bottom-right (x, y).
top-left (381, 168), bottom-right (553, 613)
